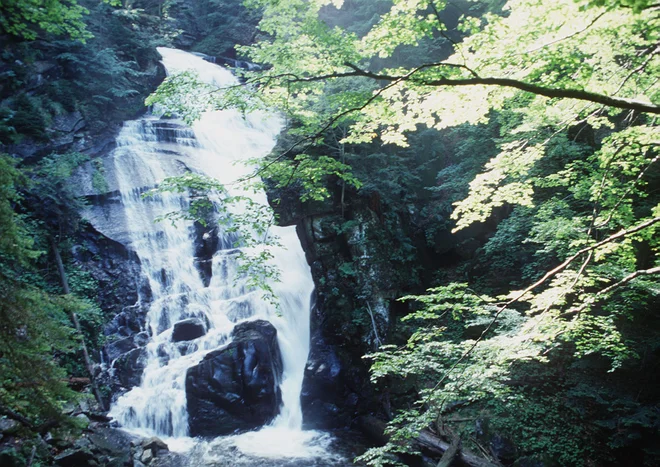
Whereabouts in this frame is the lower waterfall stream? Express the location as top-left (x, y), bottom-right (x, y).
top-left (104, 48), bottom-right (352, 465)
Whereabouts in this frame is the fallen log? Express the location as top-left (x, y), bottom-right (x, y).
top-left (0, 404), bottom-right (36, 430)
top-left (357, 415), bottom-right (497, 467)
top-left (11, 377), bottom-right (90, 388)
top-left (66, 377), bottom-right (91, 388)
top-left (437, 436), bottom-right (461, 467)
top-left (87, 412), bottom-right (112, 423)
top-left (0, 405), bottom-right (59, 434)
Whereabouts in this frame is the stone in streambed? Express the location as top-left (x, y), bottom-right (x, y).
top-left (151, 452), bottom-right (187, 467)
top-left (134, 331), bottom-right (150, 347)
top-left (142, 436), bottom-right (169, 454)
top-left (141, 449), bottom-right (154, 464)
top-left (54, 448), bottom-right (95, 466)
top-left (185, 320), bottom-right (283, 436)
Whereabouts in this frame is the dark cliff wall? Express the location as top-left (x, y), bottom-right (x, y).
top-left (265, 123), bottom-right (502, 429)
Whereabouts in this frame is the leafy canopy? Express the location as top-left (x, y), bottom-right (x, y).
top-left (0, 0), bottom-right (121, 41)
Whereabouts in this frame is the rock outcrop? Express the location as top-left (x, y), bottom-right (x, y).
top-left (186, 320), bottom-right (283, 436)
top-left (287, 207), bottom-right (388, 428)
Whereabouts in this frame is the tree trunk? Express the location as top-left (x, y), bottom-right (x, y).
top-left (50, 236), bottom-right (106, 411)
top-left (358, 415), bottom-right (497, 467)
top-left (51, 236), bottom-right (70, 295)
top-left (340, 141), bottom-right (346, 218)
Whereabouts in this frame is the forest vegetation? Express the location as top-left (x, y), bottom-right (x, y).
top-left (0, 0), bottom-right (658, 466)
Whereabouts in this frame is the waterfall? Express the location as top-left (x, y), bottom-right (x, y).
top-left (107, 48), bottom-right (316, 452)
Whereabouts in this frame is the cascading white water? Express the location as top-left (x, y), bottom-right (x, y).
top-left (107, 48), bottom-right (320, 455)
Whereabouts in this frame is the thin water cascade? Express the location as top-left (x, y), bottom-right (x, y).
top-left (107, 48), bottom-right (324, 458)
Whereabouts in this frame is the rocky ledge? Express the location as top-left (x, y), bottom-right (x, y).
top-left (0, 402), bottom-right (186, 467)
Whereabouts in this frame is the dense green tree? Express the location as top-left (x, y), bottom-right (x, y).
top-left (0, 0), bottom-right (126, 41)
top-left (0, 155), bottom-right (80, 428)
top-left (0, 0), bottom-right (92, 41)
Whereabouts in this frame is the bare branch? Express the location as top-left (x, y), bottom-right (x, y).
top-left (596, 151), bottom-right (660, 228)
top-left (234, 71), bottom-right (408, 184)
top-left (524, 11), bottom-right (608, 54)
top-left (428, 1), bottom-right (474, 75)
top-left (613, 45), bottom-right (659, 95)
top-left (591, 266), bottom-right (660, 297)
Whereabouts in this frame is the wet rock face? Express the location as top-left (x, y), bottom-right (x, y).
top-left (193, 222), bottom-right (219, 287)
top-left (186, 320), bottom-right (283, 437)
top-left (301, 335), bottom-right (343, 429)
top-left (73, 224), bottom-right (150, 401)
top-left (171, 318), bottom-right (207, 342)
top-left (274, 203), bottom-right (390, 428)
top-left (45, 422), bottom-right (185, 467)
top-left (73, 226), bottom-right (144, 325)
top-left (105, 335), bottom-right (137, 362)
top-left (113, 347), bottom-right (148, 389)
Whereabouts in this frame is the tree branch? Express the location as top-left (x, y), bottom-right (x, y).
top-left (437, 435), bottom-right (461, 467)
top-left (613, 45), bottom-right (659, 95)
top-left (261, 63), bottom-right (658, 114)
top-left (591, 266), bottom-right (660, 297)
top-left (341, 63), bottom-right (660, 114)
top-left (523, 11), bottom-right (608, 54)
top-left (596, 152), bottom-right (660, 228)
top-left (565, 266), bottom-right (660, 317)
top-left (270, 61), bottom-right (659, 113)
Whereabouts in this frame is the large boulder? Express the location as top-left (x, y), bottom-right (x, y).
top-left (0, 418), bottom-right (20, 435)
top-left (142, 436), bottom-right (169, 454)
top-left (86, 426), bottom-right (138, 466)
top-left (54, 448), bottom-right (96, 467)
top-left (186, 320), bottom-right (283, 436)
top-left (172, 318), bottom-right (206, 342)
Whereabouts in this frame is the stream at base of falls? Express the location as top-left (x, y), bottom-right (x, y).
top-left (167, 429), bottom-right (368, 466)
top-left (101, 48), bottom-right (365, 465)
